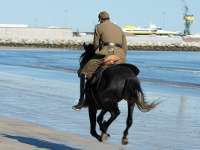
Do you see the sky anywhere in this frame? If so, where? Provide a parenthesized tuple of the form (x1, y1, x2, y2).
(0, 0, 199, 33)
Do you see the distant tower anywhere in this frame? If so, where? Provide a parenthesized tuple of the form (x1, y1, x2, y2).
(183, 5, 194, 35)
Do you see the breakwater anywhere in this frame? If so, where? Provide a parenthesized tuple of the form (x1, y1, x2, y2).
(1, 35, 200, 51)
(0, 27, 200, 51)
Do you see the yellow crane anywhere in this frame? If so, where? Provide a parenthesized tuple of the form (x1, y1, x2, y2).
(181, 0, 194, 35)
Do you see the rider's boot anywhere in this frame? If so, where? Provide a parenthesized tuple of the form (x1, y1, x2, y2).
(72, 74, 87, 111)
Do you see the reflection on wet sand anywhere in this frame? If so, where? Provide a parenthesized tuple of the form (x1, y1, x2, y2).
(177, 96, 187, 120)
(0, 50, 200, 149)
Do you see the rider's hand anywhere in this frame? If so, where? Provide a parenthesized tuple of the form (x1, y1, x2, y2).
(103, 55, 120, 65)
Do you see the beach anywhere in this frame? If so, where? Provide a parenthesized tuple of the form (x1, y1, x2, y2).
(0, 49, 200, 150)
(0, 117, 121, 150)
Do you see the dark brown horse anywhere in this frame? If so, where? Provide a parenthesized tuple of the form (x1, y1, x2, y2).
(81, 43, 158, 145)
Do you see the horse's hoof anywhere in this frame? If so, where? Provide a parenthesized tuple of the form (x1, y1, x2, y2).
(91, 131, 101, 141)
(101, 132, 109, 142)
(122, 137, 128, 145)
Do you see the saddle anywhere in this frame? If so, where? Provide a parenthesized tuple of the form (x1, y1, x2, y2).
(90, 63, 140, 86)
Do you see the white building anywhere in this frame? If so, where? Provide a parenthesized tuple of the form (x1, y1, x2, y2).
(0, 24, 73, 42)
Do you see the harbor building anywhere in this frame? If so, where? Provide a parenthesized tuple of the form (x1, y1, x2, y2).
(0, 24, 73, 42)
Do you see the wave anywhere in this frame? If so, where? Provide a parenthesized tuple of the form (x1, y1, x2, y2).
(141, 64, 200, 73)
(141, 77, 200, 89)
(1, 63, 200, 89)
(0, 63, 78, 73)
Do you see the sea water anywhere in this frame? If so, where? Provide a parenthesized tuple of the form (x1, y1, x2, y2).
(0, 49, 199, 150)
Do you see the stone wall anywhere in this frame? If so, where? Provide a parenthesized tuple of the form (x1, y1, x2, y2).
(0, 27, 200, 51)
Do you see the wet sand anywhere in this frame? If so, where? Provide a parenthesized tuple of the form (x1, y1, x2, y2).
(0, 50, 200, 150)
(0, 117, 121, 150)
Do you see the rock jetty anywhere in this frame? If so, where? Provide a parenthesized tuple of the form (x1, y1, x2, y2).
(1, 34, 200, 51)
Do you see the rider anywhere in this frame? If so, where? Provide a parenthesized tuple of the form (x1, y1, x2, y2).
(72, 11, 127, 111)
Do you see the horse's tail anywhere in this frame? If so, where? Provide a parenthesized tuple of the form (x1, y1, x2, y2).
(123, 77, 158, 112)
(135, 86, 158, 112)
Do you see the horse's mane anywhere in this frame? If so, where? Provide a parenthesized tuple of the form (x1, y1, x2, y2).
(80, 43, 95, 69)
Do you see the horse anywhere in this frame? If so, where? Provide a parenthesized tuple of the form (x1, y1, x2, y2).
(80, 43, 158, 145)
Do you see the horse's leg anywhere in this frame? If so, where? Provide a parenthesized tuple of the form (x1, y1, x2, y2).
(100, 104, 120, 141)
(97, 110, 110, 137)
(97, 110, 106, 129)
(88, 106, 101, 141)
(122, 102, 135, 145)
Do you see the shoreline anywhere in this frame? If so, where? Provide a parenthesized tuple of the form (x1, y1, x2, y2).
(0, 116, 121, 150)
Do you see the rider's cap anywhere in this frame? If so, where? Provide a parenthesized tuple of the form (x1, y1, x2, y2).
(98, 11, 110, 20)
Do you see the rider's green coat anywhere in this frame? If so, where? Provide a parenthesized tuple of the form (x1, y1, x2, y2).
(79, 20, 127, 79)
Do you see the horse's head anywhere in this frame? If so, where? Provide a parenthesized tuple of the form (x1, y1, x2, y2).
(83, 43, 95, 52)
(80, 43, 95, 68)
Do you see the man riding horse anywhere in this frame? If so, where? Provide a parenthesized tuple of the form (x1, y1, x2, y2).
(72, 11, 127, 111)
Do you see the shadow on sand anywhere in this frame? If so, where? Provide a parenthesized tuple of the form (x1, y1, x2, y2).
(2, 134, 80, 150)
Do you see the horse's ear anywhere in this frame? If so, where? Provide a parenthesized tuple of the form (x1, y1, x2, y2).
(83, 42, 88, 51)
(88, 43, 94, 50)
